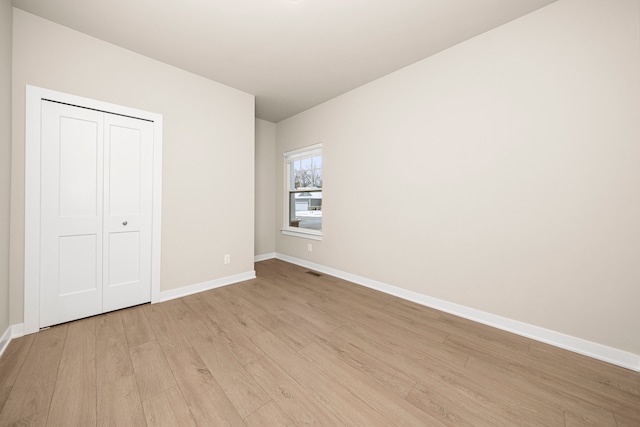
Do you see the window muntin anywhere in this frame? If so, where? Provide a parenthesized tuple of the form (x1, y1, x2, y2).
(283, 144, 322, 237)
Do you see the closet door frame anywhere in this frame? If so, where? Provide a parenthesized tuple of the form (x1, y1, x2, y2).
(24, 85, 163, 335)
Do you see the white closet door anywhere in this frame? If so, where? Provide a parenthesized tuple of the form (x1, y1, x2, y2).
(40, 101, 154, 328)
(102, 114, 153, 312)
(40, 101, 104, 327)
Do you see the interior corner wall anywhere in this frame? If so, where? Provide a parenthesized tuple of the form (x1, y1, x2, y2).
(275, 0, 640, 355)
(0, 0, 12, 335)
(10, 9, 255, 325)
(255, 119, 277, 257)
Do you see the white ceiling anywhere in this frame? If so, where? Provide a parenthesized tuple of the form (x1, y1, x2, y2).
(12, 0, 557, 122)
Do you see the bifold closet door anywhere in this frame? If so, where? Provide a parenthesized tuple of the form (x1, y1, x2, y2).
(40, 100, 153, 328)
(40, 101, 104, 327)
(102, 113, 153, 312)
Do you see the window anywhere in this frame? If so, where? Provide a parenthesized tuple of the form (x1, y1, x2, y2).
(282, 144, 322, 240)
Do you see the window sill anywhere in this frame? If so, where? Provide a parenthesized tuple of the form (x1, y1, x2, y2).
(281, 227, 323, 241)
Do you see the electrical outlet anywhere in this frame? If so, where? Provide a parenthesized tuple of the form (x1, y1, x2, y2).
(307, 243, 312, 252)
(224, 254, 231, 264)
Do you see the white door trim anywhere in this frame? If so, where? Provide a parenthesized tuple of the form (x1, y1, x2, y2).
(24, 85, 163, 335)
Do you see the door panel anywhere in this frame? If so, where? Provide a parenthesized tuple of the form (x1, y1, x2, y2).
(107, 231, 140, 287)
(58, 234, 98, 296)
(40, 101, 104, 327)
(109, 126, 141, 215)
(103, 114, 153, 312)
(58, 116, 99, 218)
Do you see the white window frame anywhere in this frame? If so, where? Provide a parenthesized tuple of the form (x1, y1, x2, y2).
(281, 143, 323, 240)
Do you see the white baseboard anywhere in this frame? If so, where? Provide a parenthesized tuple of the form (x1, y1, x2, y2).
(0, 323, 23, 357)
(273, 253, 640, 372)
(159, 270, 256, 303)
(254, 252, 276, 262)
(12, 323, 24, 338)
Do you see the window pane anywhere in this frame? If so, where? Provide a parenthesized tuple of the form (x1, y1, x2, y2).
(313, 169, 322, 188)
(293, 167, 303, 189)
(290, 160, 300, 189)
(312, 155, 322, 169)
(289, 164, 296, 190)
(297, 169, 312, 188)
(289, 191, 322, 230)
(301, 157, 312, 171)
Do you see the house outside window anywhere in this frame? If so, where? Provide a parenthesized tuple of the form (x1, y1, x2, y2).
(282, 143, 322, 240)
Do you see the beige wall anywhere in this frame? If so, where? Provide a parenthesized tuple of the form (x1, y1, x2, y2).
(0, 0, 12, 335)
(255, 119, 277, 256)
(10, 10, 255, 324)
(276, 0, 640, 355)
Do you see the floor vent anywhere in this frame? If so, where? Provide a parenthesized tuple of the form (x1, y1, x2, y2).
(306, 271, 322, 277)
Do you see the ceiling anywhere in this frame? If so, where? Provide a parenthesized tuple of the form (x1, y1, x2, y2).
(12, 0, 557, 122)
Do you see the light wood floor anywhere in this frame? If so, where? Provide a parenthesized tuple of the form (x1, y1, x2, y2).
(0, 259, 638, 426)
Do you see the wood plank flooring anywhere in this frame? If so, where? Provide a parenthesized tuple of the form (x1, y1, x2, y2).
(0, 259, 638, 426)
